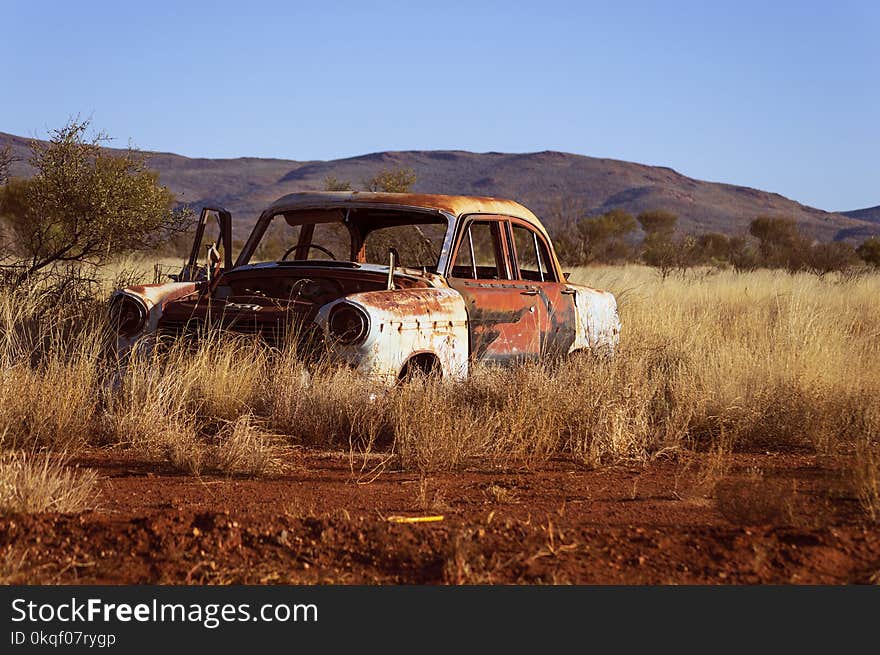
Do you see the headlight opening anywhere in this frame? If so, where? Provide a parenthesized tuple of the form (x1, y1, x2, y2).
(328, 303, 370, 345)
(110, 296, 147, 337)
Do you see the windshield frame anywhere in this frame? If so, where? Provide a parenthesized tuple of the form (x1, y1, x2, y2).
(234, 204, 456, 274)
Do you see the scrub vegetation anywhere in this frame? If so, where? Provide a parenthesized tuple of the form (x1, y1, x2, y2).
(0, 264, 877, 521)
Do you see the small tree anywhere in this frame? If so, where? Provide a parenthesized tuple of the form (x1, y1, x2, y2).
(569, 208, 637, 264)
(363, 167, 417, 193)
(546, 196, 587, 263)
(748, 215, 807, 269)
(638, 210, 688, 278)
(0, 145, 13, 185)
(728, 236, 760, 272)
(643, 233, 698, 279)
(806, 241, 858, 276)
(749, 215, 799, 246)
(636, 209, 678, 238)
(323, 175, 352, 191)
(856, 237, 880, 268)
(694, 232, 732, 265)
(0, 119, 189, 286)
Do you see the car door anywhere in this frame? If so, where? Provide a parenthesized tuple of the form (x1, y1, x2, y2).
(162, 206, 236, 335)
(179, 207, 234, 282)
(507, 218, 578, 360)
(446, 216, 543, 364)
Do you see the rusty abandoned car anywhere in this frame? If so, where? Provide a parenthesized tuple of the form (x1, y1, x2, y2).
(110, 192, 620, 381)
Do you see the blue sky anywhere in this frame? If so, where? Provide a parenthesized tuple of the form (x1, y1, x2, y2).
(2, 1, 877, 210)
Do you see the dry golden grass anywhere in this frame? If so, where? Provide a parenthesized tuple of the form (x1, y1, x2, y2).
(572, 266, 880, 455)
(211, 414, 285, 477)
(0, 289, 104, 451)
(107, 340, 286, 478)
(0, 451, 98, 515)
(0, 264, 878, 516)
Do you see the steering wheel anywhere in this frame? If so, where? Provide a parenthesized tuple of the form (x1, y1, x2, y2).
(280, 243, 337, 261)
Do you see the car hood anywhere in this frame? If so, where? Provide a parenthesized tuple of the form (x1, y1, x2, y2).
(230, 261, 444, 286)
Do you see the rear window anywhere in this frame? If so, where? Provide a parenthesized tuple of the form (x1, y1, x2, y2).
(511, 224, 555, 282)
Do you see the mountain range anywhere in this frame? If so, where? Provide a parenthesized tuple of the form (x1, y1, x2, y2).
(2, 130, 877, 242)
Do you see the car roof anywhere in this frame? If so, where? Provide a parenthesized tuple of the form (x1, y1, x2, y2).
(263, 191, 542, 224)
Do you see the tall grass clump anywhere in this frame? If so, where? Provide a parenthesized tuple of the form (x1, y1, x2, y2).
(0, 451, 98, 514)
(390, 378, 488, 472)
(106, 335, 285, 476)
(267, 350, 390, 450)
(0, 281, 106, 451)
(386, 351, 692, 472)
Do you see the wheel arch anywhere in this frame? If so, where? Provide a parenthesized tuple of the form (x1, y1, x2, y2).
(397, 350, 443, 380)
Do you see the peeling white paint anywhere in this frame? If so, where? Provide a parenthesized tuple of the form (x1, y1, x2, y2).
(570, 285, 621, 356)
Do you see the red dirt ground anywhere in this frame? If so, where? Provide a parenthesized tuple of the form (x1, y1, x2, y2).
(2, 450, 878, 584)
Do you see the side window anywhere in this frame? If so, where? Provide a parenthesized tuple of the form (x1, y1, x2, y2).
(450, 221, 507, 280)
(511, 224, 556, 282)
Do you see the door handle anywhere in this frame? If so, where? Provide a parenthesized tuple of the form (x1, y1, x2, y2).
(520, 289, 539, 296)
(561, 288, 577, 295)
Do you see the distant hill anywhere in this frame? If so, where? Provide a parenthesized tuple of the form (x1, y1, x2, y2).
(841, 205, 880, 224)
(2, 131, 877, 242)
(833, 205, 880, 241)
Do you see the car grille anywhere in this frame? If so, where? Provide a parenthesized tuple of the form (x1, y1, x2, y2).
(157, 316, 324, 353)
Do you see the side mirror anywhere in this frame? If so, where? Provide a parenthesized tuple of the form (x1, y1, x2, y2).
(563, 271, 571, 282)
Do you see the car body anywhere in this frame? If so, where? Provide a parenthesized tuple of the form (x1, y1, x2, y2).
(110, 192, 620, 382)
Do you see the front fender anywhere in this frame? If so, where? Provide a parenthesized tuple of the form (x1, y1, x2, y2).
(110, 282, 200, 355)
(316, 287, 469, 382)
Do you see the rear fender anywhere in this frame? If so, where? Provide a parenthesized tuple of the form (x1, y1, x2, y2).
(569, 285, 620, 356)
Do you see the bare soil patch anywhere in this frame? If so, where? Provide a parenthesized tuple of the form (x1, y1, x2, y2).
(2, 450, 877, 584)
